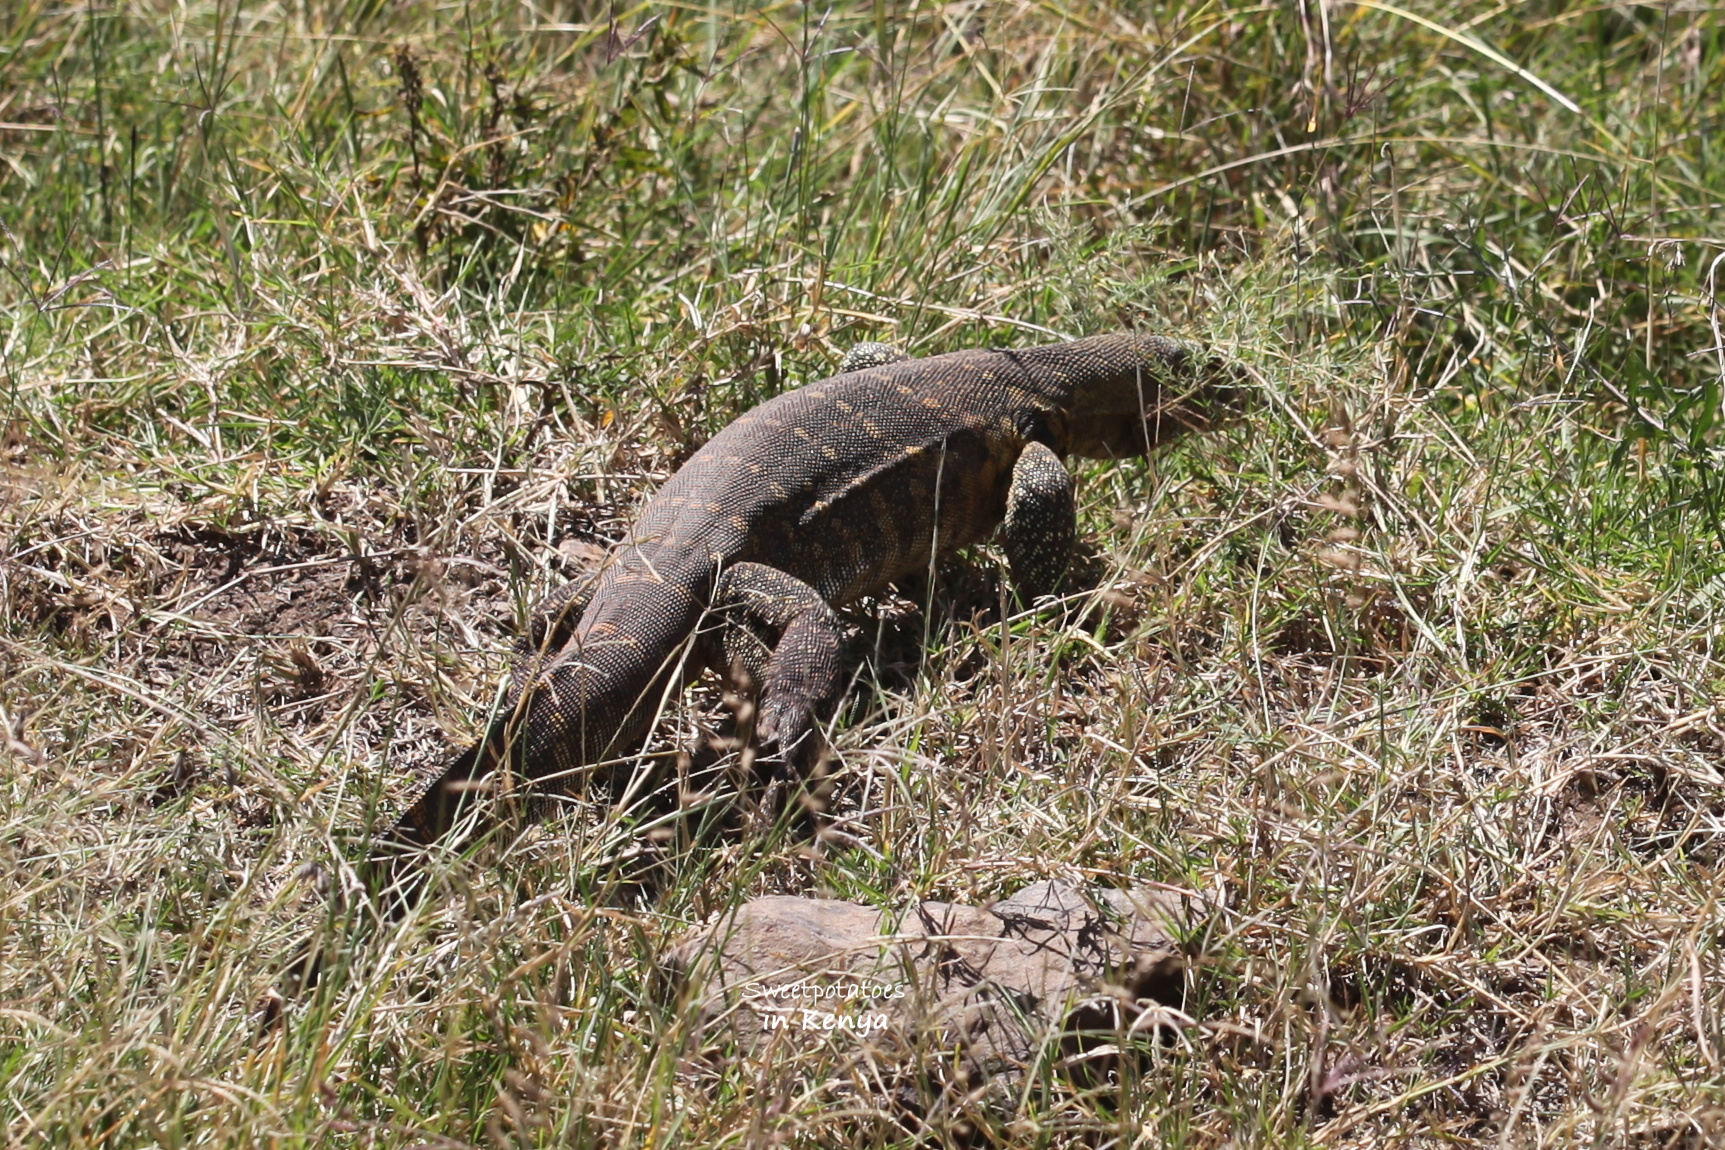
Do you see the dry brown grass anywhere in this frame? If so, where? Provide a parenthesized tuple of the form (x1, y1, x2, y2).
(2, 0, 1723, 1145)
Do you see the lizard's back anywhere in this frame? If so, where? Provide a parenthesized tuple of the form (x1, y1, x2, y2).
(604, 344, 1047, 610)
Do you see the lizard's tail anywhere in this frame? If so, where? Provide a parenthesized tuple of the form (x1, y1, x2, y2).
(277, 729, 513, 996)
(363, 730, 503, 917)
(369, 600, 697, 911)
(272, 735, 499, 997)
(392, 738, 493, 848)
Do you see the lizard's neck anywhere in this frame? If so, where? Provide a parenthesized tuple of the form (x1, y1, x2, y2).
(1003, 333, 1195, 406)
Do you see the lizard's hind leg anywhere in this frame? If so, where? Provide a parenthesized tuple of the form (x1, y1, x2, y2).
(708, 562, 846, 793)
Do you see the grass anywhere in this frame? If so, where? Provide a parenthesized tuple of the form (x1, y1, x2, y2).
(1, 0, 1723, 1144)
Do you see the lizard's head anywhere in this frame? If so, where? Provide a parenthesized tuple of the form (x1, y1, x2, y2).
(1062, 334, 1244, 458)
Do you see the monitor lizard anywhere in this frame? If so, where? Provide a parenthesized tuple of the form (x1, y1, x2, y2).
(382, 331, 1234, 881)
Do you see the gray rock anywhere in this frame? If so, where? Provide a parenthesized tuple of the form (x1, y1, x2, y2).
(664, 879, 1196, 1103)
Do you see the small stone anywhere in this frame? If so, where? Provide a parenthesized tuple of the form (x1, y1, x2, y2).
(662, 879, 1198, 1113)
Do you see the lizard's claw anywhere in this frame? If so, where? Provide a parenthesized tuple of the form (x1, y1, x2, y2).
(752, 692, 836, 825)
(755, 692, 831, 783)
(754, 692, 812, 758)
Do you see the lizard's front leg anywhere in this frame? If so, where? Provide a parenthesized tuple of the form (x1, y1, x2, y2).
(1002, 441, 1077, 603)
(838, 341, 909, 372)
(707, 561, 845, 781)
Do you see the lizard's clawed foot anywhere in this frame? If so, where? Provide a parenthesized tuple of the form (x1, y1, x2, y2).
(748, 693, 836, 821)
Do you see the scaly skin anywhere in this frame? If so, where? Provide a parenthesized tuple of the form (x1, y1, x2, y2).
(386, 332, 1230, 868)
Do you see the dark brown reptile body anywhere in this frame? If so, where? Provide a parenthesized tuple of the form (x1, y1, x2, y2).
(389, 333, 1224, 858)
